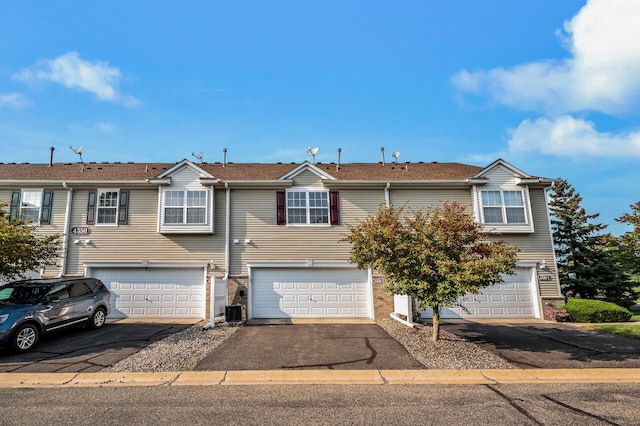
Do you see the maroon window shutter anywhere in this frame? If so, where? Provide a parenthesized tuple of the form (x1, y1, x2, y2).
(329, 191, 340, 225)
(276, 191, 286, 225)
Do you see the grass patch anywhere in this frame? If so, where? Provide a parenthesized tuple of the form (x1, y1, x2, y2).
(584, 324, 640, 340)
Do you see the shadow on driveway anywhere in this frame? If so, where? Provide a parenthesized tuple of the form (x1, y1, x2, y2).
(195, 323, 425, 371)
(0, 321, 193, 373)
(442, 320, 640, 369)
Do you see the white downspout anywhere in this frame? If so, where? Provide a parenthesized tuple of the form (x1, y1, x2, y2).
(385, 182, 391, 207)
(224, 181, 230, 280)
(56, 182, 73, 277)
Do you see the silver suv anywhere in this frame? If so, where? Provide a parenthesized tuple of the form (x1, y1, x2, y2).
(0, 277, 112, 352)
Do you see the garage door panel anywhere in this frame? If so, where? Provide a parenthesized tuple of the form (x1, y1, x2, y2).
(252, 268, 369, 318)
(420, 268, 536, 319)
(93, 267, 205, 319)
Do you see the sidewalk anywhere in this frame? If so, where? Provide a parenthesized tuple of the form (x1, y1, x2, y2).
(2, 368, 640, 388)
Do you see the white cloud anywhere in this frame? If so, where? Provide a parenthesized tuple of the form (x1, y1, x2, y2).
(13, 52, 139, 105)
(0, 92, 31, 108)
(451, 0, 640, 115)
(508, 116, 640, 158)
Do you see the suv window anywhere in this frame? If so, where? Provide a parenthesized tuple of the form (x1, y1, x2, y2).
(47, 284, 70, 301)
(69, 282, 92, 297)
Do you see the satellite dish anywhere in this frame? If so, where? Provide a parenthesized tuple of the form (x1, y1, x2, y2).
(307, 147, 319, 163)
(392, 150, 400, 163)
(69, 145, 84, 163)
(192, 151, 204, 163)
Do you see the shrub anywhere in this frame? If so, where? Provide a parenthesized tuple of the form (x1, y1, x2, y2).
(562, 298, 632, 323)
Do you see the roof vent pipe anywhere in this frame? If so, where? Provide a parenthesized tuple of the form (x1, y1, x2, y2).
(381, 147, 385, 166)
(49, 146, 55, 167)
(223, 147, 227, 167)
(336, 148, 341, 171)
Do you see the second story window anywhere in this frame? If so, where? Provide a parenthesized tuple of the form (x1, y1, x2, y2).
(97, 190, 119, 224)
(87, 189, 129, 226)
(9, 189, 53, 225)
(163, 190, 207, 224)
(277, 189, 340, 226)
(481, 190, 526, 224)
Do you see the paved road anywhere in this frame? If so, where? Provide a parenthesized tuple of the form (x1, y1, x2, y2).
(1, 383, 638, 425)
(442, 320, 640, 369)
(0, 320, 192, 373)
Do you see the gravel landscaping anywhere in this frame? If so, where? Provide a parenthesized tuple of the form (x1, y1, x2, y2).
(378, 317, 513, 370)
(103, 318, 512, 372)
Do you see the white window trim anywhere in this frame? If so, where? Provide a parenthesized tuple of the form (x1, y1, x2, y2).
(473, 186, 534, 233)
(158, 186, 214, 234)
(20, 189, 44, 225)
(95, 189, 120, 227)
(162, 189, 208, 225)
(285, 187, 331, 227)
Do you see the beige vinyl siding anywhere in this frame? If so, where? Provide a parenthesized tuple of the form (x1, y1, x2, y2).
(229, 187, 384, 275)
(390, 188, 473, 210)
(291, 170, 324, 187)
(64, 188, 225, 276)
(492, 187, 561, 298)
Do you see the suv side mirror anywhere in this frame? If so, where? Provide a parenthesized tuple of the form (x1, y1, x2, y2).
(47, 296, 60, 303)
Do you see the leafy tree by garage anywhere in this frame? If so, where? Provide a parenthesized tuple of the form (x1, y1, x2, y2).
(343, 201, 519, 341)
(0, 202, 61, 281)
(549, 179, 637, 308)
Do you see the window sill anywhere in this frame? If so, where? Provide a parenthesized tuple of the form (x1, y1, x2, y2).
(482, 223, 534, 234)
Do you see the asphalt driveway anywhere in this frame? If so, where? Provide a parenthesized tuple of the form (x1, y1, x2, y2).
(195, 322, 425, 370)
(442, 319, 640, 369)
(0, 319, 194, 373)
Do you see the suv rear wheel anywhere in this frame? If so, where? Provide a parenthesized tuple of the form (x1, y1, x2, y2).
(11, 323, 40, 353)
(88, 307, 107, 329)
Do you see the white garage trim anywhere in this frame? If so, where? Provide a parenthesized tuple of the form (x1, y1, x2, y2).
(247, 262, 373, 320)
(85, 262, 207, 319)
(418, 266, 541, 319)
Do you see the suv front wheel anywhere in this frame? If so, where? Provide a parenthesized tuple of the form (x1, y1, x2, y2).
(11, 323, 40, 353)
(88, 307, 107, 330)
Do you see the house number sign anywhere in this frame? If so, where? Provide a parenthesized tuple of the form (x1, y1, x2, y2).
(71, 227, 91, 235)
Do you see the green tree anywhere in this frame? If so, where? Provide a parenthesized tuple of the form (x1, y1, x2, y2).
(343, 201, 518, 341)
(0, 202, 61, 281)
(550, 179, 636, 307)
(616, 201, 640, 276)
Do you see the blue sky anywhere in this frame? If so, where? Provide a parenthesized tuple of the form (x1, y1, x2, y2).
(1, 1, 639, 234)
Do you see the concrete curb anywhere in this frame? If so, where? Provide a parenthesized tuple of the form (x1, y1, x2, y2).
(2, 368, 640, 388)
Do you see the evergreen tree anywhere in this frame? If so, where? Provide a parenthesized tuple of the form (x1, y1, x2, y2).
(550, 179, 635, 307)
(616, 201, 640, 276)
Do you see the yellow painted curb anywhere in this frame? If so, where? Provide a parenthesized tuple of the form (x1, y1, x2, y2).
(172, 371, 227, 386)
(381, 369, 494, 385)
(223, 369, 384, 385)
(1, 369, 640, 387)
(0, 373, 77, 388)
(64, 372, 179, 387)
(526, 368, 640, 384)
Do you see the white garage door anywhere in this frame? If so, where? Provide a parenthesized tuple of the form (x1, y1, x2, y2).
(251, 268, 369, 318)
(91, 267, 206, 319)
(420, 268, 536, 319)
